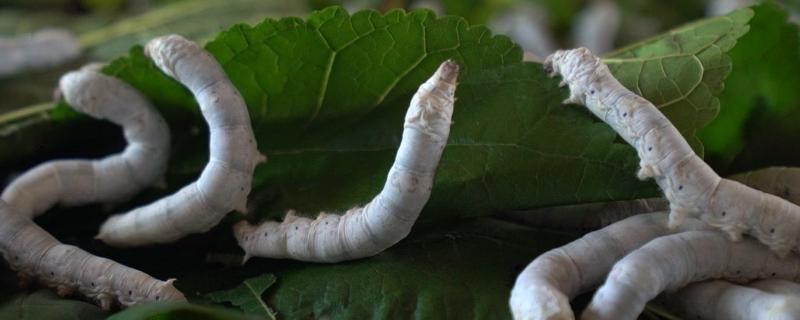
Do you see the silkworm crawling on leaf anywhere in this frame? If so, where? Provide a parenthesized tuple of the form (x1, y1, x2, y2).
(2, 66, 170, 219)
(509, 212, 708, 320)
(0, 65, 182, 309)
(582, 230, 800, 320)
(234, 60, 458, 263)
(97, 35, 265, 247)
(0, 29, 81, 77)
(544, 48, 800, 256)
(0, 201, 184, 310)
(660, 280, 800, 320)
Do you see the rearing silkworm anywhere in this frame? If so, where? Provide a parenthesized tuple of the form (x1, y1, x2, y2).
(0, 66, 183, 309)
(582, 230, 800, 320)
(544, 48, 800, 256)
(96, 35, 265, 247)
(509, 212, 709, 320)
(234, 60, 458, 263)
(2, 66, 170, 219)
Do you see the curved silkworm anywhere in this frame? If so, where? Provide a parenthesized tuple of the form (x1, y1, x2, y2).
(544, 48, 800, 256)
(509, 212, 708, 320)
(0, 66, 182, 309)
(0, 201, 185, 310)
(97, 35, 265, 247)
(582, 230, 800, 320)
(661, 280, 800, 320)
(0, 29, 81, 77)
(572, 0, 621, 55)
(2, 66, 170, 219)
(233, 60, 458, 263)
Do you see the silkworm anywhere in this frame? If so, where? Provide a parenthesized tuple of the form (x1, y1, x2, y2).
(97, 35, 265, 247)
(572, 0, 621, 54)
(509, 212, 708, 320)
(0, 201, 185, 310)
(544, 48, 800, 256)
(0, 28, 81, 77)
(1, 66, 170, 219)
(661, 280, 800, 320)
(233, 60, 458, 263)
(0, 65, 183, 309)
(582, 230, 800, 320)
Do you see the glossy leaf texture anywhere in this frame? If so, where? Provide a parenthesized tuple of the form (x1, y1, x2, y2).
(83, 6, 751, 222)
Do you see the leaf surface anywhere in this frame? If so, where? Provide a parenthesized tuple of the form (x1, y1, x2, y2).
(207, 274, 277, 319)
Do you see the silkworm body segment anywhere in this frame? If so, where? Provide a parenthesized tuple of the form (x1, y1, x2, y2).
(97, 35, 265, 246)
(544, 48, 800, 255)
(234, 60, 459, 263)
(2, 67, 170, 219)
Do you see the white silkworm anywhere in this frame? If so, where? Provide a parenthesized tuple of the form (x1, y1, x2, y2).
(0, 29, 81, 77)
(97, 35, 265, 247)
(509, 212, 708, 320)
(572, 0, 621, 55)
(0, 65, 182, 309)
(0, 201, 185, 310)
(545, 48, 800, 256)
(234, 60, 458, 263)
(582, 230, 800, 320)
(661, 280, 800, 320)
(2, 66, 170, 219)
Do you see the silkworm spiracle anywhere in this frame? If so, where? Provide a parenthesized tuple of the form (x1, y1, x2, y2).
(2, 66, 170, 219)
(97, 35, 266, 247)
(234, 60, 459, 263)
(545, 48, 800, 256)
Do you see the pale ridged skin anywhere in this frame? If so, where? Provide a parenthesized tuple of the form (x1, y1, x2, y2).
(663, 280, 800, 320)
(2, 67, 170, 218)
(0, 66, 183, 309)
(583, 231, 800, 320)
(0, 29, 80, 77)
(509, 212, 708, 320)
(544, 48, 800, 256)
(97, 35, 265, 247)
(0, 201, 184, 310)
(234, 60, 458, 263)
